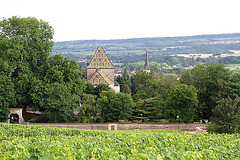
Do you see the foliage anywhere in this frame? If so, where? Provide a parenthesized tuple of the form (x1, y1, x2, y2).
(1, 123, 240, 159)
(131, 70, 180, 122)
(29, 54, 86, 122)
(133, 69, 179, 100)
(0, 16, 54, 110)
(181, 63, 233, 120)
(115, 67, 131, 93)
(229, 72, 240, 99)
(0, 16, 54, 68)
(0, 75, 15, 122)
(165, 84, 198, 123)
(84, 82, 95, 95)
(133, 69, 157, 99)
(132, 93, 141, 103)
(133, 95, 164, 122)
(156, 74, 180, 100)
(207, 97, 240, 134)
(97, 90, 133, 122)
(123, 85, 131, 95)
(94, 83, 112, 98)
(38, 83, 75, 123)
(78, 93, 98, 123)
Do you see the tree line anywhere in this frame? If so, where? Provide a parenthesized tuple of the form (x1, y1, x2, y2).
(0, 17, 239, 133)
(115, 64, 240, 133)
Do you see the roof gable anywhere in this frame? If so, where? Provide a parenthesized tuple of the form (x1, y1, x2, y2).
(88, 70, 113, 85)
(87, 47, 114, 69)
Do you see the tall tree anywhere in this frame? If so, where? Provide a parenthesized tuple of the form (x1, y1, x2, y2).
(84, 82, 95, 95)
(165, 84, 198, 123)
(0, 16, 54, 73)
(78, 93, 98, 123)
(133, 69, 156, 99)
(133, 95, 164, 122)
(207, 97, 240, 134)
(123, 85, 131, 95)
(97, 90, 133, 122)
(94, 83, 112, 98)
(0, 16, 54, 109)
(133, 69, 179, 99)
(115, 67, 131, 93)
(31, 54, 86, 121)
(181, 63, 232, 120)
(38, 82, 74, 123)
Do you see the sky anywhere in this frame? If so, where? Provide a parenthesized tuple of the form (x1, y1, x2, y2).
(1, 0, 240, 42)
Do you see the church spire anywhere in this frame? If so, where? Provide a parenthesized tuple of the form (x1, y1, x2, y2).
(144, 49, 150, 70)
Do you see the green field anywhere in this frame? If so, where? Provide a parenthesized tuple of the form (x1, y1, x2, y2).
(0, 123, 239, 159)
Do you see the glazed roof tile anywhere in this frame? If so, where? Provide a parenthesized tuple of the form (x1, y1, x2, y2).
(88, 70, 113, 85)
(87, 47, 114, 69)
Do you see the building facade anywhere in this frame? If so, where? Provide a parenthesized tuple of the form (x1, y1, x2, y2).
(87, 47, 120, 92)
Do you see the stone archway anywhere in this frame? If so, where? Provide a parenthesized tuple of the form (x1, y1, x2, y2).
(10, 114, 19, 123)
(7, 108, 24, 124)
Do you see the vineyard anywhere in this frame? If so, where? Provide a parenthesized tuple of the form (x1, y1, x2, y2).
(0, 123, 239, 159)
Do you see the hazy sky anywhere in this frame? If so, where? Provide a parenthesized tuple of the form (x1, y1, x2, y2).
(1, 0, 239, 42)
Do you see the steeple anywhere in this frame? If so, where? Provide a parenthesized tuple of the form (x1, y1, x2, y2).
(144, 49, 150, 71)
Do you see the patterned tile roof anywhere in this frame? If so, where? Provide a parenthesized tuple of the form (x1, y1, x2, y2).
(88, 70, 113, 85)
(87, 47, 114, 69)
(98, 70, 113, 85)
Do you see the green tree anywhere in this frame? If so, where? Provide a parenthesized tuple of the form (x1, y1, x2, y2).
(84, 82, 95, 95)
(78, 93, 98, 123)
(0, 16, 53, 74)
(115, 67, 131, 93)
(133, 69, 156, 99)
(133, 69, 179, 100)
(94, 83, 112, 98)
(123, 85, 131, 95)
(30, 55, 86, 121)
(0, 16, 54, 109)
(165, 84, 198, 123)
(156, 74, 180, 100)
(181, 63, 232, 120)
(207, 97, 240, 134)
(133, 95, 164, 122)
(39, 83, 74, 123)
(132, 93, 141, 103)
(97, 90, 133, 122)
(229, 72, 240, 99)
(0, 75, 15, 122)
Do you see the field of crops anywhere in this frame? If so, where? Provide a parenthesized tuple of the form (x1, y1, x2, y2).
(0, 123, 239, 159)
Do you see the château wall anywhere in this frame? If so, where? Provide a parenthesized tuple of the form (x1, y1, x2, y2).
(27, 123, 206, 131)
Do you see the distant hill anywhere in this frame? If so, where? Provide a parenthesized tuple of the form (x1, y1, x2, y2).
(52, 33, 240, 63)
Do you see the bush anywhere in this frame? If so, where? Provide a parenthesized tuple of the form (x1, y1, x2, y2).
(207, 97, 240, 134)
(28, 118, 38, 123)
(207, 122, 239, 134)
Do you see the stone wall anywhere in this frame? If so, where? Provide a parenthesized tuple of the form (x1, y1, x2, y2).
(27, 122, 206, 131)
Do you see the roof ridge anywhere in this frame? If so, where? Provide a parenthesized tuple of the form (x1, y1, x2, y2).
(98, 70, 113, 85)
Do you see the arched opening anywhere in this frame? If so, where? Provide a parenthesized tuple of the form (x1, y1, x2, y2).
(10, 114, 19, 124)
(8, 108, 24, 124)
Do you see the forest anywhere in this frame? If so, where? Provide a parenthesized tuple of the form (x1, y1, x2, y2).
(0, 16, 240, 134)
